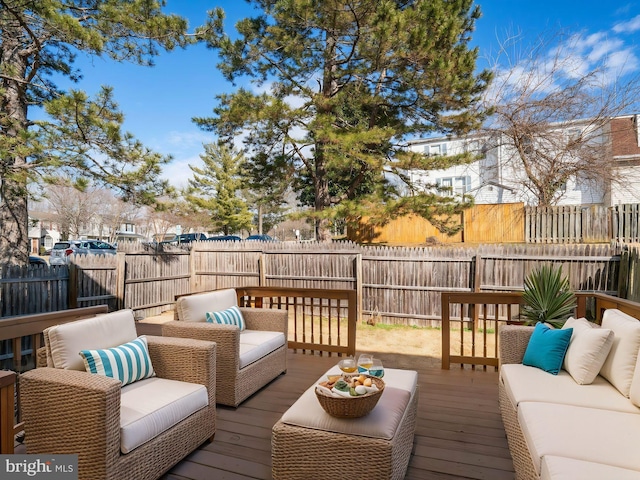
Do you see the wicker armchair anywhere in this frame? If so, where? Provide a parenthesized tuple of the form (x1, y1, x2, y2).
(20, 309, 216, 480)
(163, 289, 287, 407)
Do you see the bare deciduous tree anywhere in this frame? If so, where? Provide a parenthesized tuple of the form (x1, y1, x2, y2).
(482, 32, 640, 206)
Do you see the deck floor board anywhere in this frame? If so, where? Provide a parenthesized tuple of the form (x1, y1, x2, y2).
(164, 350, 514, 480)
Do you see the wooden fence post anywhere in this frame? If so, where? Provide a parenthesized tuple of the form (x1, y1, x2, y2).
(259, 253, 266, 286)
(189, 246, 197, 293)
(0, 370, 16, 454)
(355, 253, 363, 323)
(618, 247, 630, 299)
(115, 252, 126, 310)
(68, 264, 78, 309)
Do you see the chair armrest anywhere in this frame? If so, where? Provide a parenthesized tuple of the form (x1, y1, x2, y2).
(240, 307, 288, 334)
(20, 368, 121, 470)
(499, 325, 535, 365)
(162, 321, 239, 374)
(146, 335, 216, 405)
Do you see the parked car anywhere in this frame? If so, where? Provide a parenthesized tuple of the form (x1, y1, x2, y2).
(160, 233, 208, 245)
(77, 240, 117, 256)
(206, 235, 242, 242)
(245, 234, 276, 242)
(49, 240, 116, 265)
(29, 256, 48, 266)
(49, 241, 81, 265)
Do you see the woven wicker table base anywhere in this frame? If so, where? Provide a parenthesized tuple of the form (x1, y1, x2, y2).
(272, 368, 418, 480)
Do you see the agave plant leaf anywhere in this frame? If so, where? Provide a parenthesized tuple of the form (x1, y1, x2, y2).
(522, 265, 576, 327)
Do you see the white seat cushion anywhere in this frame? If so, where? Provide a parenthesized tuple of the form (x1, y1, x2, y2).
(281, 368, 417, 440)
(177, 289, 238, 323)
(561, 317, 614, 385)
(120, 377, 208, 454)
(600, 309, 640, 397)
(519, 401, 640, 474)
(501, 364, 640, 414)
(44, 309, 138, 370)
(238, 330, 286, 369)
(541, 455, 640, 480)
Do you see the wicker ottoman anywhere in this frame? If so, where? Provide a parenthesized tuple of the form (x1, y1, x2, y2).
(272, 367, 418, 480)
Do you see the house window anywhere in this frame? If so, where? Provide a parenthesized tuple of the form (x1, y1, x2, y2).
(436, 176, 471, 196)
(424, 143, 448, 156)
(566, 128, 582, 145)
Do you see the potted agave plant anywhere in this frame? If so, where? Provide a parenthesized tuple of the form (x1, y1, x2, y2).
(521, 264, 576, 328)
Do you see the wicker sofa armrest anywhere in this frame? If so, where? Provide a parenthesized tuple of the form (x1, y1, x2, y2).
(146, 335, 216, 405)
(499, 325, 535, 365)
(240, 307, 288, 333)
(20, 368, 122, 472)
(163, 320, 239, 373)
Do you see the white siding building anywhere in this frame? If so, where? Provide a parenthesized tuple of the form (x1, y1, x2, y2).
(406, 115, 640, 207)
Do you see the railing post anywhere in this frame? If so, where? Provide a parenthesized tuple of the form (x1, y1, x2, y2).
(0, 370, 16, 454)
(116, 252, 127, 310)
(355, 253, 363, 323)
(68, 263, 78, 309)
(441, 293, 451, 370)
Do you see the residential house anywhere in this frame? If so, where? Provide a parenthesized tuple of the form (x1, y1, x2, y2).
(406, 114, 640, 207)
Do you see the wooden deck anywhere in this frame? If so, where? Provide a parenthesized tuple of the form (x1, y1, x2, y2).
(164, 350, 514, 480)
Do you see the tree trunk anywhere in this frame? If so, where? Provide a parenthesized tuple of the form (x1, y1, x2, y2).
(0, 25, 30, 265)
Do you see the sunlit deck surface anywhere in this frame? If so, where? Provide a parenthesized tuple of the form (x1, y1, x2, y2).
(163, 350, 514, 480)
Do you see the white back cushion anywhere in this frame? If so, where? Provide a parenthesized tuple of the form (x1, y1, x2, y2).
(600, 309, 640, 397)
(44, 309, 138, 370)
(176, 289, 238, 322)
(562, 317, 614, 385)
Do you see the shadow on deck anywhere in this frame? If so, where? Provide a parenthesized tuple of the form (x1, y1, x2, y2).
(164, 350, 514, 480)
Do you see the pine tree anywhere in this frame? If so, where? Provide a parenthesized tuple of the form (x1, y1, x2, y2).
(0, 0, 191, 264)
(186, 143, 254, 235)
(195, 0, 491, 240)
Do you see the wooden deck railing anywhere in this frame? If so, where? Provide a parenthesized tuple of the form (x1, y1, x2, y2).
(236, 287, 357, 357)
(441, 291, 640, 370)
(0, 305, 109, 454)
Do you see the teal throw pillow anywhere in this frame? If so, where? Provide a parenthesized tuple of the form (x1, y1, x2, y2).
(79, 336, 155, 386)
(522, 322, 573, 375)
(205, 305, 245, 331)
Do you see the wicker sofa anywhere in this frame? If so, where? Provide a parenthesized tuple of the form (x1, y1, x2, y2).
(20, 309, 216, 480)
(163, 288, 287, 407)
(499, 309, 640, 480)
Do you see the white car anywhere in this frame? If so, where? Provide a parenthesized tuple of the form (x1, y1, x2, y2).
(48, 241, 81, 265)
(49, 240, 116, 265)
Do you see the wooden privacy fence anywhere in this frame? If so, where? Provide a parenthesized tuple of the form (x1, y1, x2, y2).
(0, 242, 628, 326)
(525, 205, 610, 243)
(350, 203, 640, 245)
(348, 203, 525, 244)
(611, 204, 640, 243)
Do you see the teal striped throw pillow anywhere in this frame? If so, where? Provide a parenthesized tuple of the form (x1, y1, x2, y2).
(79, 336, 155, 386)
(205, 305, 245, 331)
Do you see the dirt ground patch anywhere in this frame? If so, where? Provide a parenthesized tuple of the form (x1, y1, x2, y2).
(355, 323, 444, 370)
(354, 322, 497, 371)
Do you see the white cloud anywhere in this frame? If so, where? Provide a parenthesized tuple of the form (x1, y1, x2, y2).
(613, 14, 640, 33)
(161, 154, 202, 190)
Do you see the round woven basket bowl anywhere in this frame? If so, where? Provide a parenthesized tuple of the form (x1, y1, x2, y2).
(315, 376, 385, 418)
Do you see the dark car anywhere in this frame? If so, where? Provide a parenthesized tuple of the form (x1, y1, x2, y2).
(206, 235, 242, 242)
(161, 233, 208, 245)
(245, 234, 276, 242)
(29, 256, 48, 266)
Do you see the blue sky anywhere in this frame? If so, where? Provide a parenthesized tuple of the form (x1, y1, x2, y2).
(56, 1, 640, 188)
